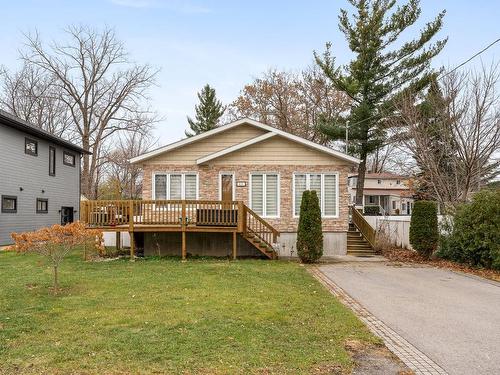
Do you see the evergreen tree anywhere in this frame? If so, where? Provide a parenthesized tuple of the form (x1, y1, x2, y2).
(186, 84, 225, 137)
(296, 190, 324, 263)
(413, 77, 456, 201)
(315, 0, 447, 205)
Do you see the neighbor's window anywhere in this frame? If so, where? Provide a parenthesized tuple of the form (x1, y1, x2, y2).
(392, 201, 396, 210)
(293, 173, 338, 217)
(36, 198, 48, 213)
(396, 179, 401, 185)
(1, 195, 17, 213)
(49, 146, 56, 176)
(25, 138, 38, 156)
(377, 179, 382, 184)
(250, 173, 279, 217)
(63, 151, 76, 167)
(154, 173, 198, 200)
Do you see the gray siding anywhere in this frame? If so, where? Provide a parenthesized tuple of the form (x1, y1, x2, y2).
(0, 125, 80, 245)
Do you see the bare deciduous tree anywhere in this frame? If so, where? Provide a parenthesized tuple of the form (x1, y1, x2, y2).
(99, 128, 156, 199)
(228, 66, 350, 144)
(393, 64, 500, 210)
(21, 26, 158, 198)
(0, 64, 74, 138)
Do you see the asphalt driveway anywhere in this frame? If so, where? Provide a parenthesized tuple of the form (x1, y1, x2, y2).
(318, 262, 500, 375)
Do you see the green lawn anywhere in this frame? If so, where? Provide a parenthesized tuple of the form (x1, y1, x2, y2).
(0, 251, 376, 374)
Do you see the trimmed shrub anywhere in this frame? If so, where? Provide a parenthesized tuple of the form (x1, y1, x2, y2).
(297, 190, 323, 263)
(409, 200, 438, 258)
(364, 205, 380, 215)
(437, 190, 500, 269)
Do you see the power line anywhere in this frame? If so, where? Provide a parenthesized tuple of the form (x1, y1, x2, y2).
(344, 37, 500, 131)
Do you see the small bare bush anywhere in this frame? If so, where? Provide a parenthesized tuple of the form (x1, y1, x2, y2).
(11, 222, 103, 293)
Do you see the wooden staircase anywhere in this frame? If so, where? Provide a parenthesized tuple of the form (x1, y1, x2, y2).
(241, 205, 279, 259)
(347, 223, 376, 257)
(348, 205, 377, 257)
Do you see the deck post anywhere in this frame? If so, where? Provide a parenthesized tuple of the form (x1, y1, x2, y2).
(232, 231, 237, 260)
(116, 231, 121, 251)
(129, 232, 135, 261)
(181, 201, 187, 260)
(129, 200, 135, 261)
(237, 201, 246, 234)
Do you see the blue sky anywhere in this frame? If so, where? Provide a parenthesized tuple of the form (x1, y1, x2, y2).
(1, 0, 499, 145)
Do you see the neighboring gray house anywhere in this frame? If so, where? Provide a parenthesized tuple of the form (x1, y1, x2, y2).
(0, 110, 89, 245)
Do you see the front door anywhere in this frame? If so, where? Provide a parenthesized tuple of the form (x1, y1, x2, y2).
(61, 206, 74, 225)
(221, 174, 234, 201)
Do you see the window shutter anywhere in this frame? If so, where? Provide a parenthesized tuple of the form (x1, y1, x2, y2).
(324, 174, 337, 216)
(185, 175, 197, 200)
(251, 174, 264, 215)
(169, 174, 182, 199)
(265, 174, 278, 216)
(154, 175, 167, 200)
(294, 174, 306, 216)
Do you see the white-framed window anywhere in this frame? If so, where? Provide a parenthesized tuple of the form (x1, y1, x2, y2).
(293, 173, 338, 218)
(153, 172, 198, 200)
(249, 173, 280, 218)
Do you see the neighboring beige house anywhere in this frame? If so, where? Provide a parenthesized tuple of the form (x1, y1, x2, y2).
(128, 118, 360, 257)
(348, 172, 414, 215)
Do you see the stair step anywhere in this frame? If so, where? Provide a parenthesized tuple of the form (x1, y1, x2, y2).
(348, 244, 370, 248)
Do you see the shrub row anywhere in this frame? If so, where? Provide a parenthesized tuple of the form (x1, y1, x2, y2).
(437, 190, 500, 270)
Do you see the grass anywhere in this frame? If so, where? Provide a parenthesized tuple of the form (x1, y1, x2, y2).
(0, 251, 377, 374)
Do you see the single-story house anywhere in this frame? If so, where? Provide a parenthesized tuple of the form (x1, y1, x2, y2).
(348, 172, 415, 215)
(124, 118, 360, 258)
(0, 110, 89, 245)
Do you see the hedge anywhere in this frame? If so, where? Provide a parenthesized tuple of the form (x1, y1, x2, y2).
(437, 190, 500, 270)
(409, 200, 438, 258)
(364, 205, 380, 215)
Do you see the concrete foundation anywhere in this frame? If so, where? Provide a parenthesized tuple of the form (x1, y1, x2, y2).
(141, 230, 347, 259)
(276, 232, 347, 258)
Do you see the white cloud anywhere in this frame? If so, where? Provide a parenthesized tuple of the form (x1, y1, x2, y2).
(109, 0, 211, 13)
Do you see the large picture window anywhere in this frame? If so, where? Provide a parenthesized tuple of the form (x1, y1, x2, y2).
(154, 173, 198, 200)
(250, 173, 279, 218)
(293, 173, 338, 217)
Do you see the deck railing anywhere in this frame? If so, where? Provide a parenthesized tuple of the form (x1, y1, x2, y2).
(350, 205, 376, 248)
(81, 200, 241, 228)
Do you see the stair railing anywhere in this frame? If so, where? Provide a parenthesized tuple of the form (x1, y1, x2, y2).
(350, 205, 377, 248)
(243, 205, 280, 251)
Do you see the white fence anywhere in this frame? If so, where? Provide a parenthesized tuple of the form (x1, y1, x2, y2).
(364, 215, 447, 250)
(365, 216, 413, 249)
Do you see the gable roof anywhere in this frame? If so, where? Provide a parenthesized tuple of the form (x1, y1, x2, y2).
(0, 110, 90, 154)
(130, 118, 360, 164)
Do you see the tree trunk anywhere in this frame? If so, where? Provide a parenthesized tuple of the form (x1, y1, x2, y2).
(53, 264, 59, 294)
(355, 149, 368, 206)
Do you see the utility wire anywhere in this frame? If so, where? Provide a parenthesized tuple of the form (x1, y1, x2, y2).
(343, 37, 500, 130)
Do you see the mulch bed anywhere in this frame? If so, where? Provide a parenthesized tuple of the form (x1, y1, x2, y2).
(383, 248, 500, 282)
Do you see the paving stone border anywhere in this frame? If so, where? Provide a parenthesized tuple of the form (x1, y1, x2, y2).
(310, 266, 448, 375)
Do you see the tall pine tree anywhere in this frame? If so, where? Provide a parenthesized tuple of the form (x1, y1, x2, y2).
(314, 0, 447, 205)
(186, 84, 225, 137)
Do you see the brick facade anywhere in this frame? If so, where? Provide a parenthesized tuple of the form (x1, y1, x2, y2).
(142, 163, 351, 233)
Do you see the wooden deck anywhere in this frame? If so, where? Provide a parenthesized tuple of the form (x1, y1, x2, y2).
(80, 200, 280, 259)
